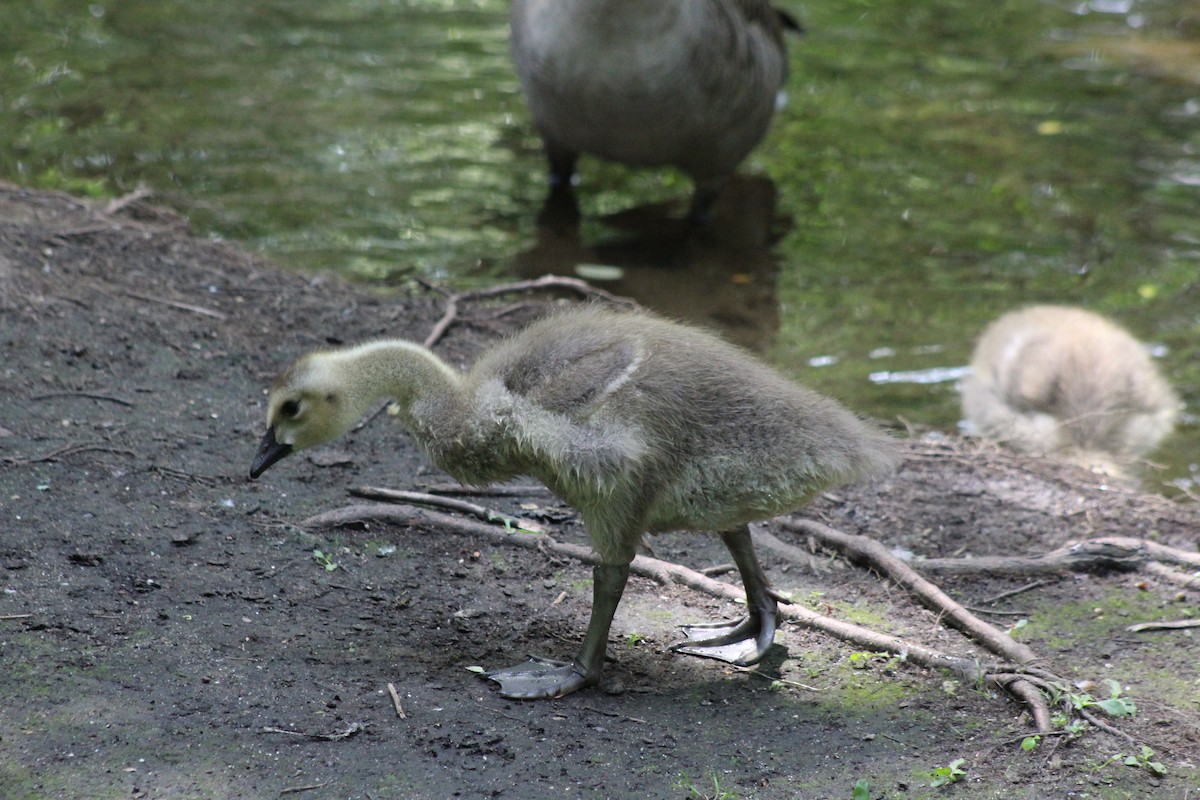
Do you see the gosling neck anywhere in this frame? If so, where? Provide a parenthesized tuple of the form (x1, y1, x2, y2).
(332, 340, 465, 417)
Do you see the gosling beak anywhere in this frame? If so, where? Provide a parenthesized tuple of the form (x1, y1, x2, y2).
(249, 426, 293, 479)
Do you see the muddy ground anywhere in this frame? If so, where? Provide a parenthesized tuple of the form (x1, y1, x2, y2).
(1, 182, 1198, 800)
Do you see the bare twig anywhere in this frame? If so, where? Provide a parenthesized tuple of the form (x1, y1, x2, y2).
(422, 275, 638, 347)
(1125, 619, 1200, 633)
(582, 705, 648, 725)
(730, 665, 824, 692)
(386, 682, 407, 719)
(773, 520, 1040, 666)
(0, 614, 33, 621)
(279, 782, 331, 795)
(103, 185, 154, 215)
(1143, 561, 1200, 591)
(261, 722, 367, 741)
(122, 289, 227, 320)
(978, 580, 1051, 606)
(423, 294, 459, 348)
(1, 443, 136, 466)
(31, 391, 135, 407)
(350, 487, 547, 534)
(302, 502, 1053, 728)
(420, 482, 551, 497)
(1076, 708, 1139, 744)
(912, 537, 1200, 575)
(962, 606, 1029, 617)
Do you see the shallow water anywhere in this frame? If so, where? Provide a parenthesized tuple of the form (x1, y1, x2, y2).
(2, 0, 1197, 487)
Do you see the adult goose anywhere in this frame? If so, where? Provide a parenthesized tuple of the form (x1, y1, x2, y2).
(510, 0, 797, 220)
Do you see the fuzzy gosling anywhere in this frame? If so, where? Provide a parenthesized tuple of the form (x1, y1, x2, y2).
(250, 307, 896, 699)
(962, 305, 1178, 473)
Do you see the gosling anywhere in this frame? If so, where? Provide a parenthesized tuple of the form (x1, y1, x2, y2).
(961, 305, 1178, 474)
(250, 307, 896, 699)
(510, 0, 796, 220)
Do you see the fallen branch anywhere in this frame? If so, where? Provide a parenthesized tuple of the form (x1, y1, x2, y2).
(910, 537, 1200, 575)
(772, 520, 1040, 667)
(420, 482, 551, 497)
(279, 782, 331, 796)
(350, 486, 547, 534)
(1142, 561, 1200, 591)
(583, 705, 648, 725)
(1125, 619, 1200, 633)
(1, 443, 136, 466)
(261, 722, 367, 741)
(1077, 708, 1138, 744)
(103, 185, 153, 216)
(122, 289, 227, 320)
(386, 682, 407, 719)
(420, 275, 638, 347)
(31, 391, 135, 408)
(978, 580, 1051, 606)
(303, 502, 1054, 730)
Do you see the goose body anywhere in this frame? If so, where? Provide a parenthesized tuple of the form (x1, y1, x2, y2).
(509, 0, 792, 216)
(961, 305, 1178, 471)
(251, 307, 896, 698)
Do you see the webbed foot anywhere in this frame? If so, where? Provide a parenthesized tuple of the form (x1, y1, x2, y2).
(484, 656, 596, 700)
(669, 612, 778, 666)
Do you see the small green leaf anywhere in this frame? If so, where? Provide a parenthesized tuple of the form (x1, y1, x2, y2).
(1096, 696, 1136, 717)
(465, 665, 486, 674)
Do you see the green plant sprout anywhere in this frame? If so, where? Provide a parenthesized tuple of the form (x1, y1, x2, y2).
(312, 549, 339, 571)
(929, 758, 967, 787)
(1122, 746, 1167, 776)
(1092, 745, 1167, 776)
(676, 770, 739, 800)
(848, 650, 904, 672)
(1071, 679, 1136, 718)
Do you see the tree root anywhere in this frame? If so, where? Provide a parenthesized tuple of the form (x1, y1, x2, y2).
(350, 486, 548, 534)
(770, 520, 1040, 666)
(303, 501, 1066, 731)
(906, 535, 1200, 576)
(301, 493, 1194, 740)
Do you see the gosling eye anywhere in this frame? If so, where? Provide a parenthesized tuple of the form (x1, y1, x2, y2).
(279, 399, 301, 419)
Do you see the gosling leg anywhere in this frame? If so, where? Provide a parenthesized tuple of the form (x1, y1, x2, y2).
(670, 525, 780, 665)
(485, 562, 630, 700)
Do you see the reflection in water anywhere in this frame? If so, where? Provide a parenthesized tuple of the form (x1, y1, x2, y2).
(510, 176, 786, 353)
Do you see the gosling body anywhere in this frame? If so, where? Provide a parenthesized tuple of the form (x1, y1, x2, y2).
(251, 307, 896, 698)
(510, 0, 792, 216)
(962, 305, 1178, 470)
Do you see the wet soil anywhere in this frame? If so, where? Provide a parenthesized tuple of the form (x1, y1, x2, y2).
(1, 182, 1198, 799)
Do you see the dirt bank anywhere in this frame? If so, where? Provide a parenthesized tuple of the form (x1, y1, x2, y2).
(1, 182, 1197, 799)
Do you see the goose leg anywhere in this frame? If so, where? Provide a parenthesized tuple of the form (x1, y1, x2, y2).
(687, 176, 729, 225)
(545, 141, 578, 190)
(486, 562, 630, 699)
(670, 525, 779, 665)
(535, 141, 582, 230)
